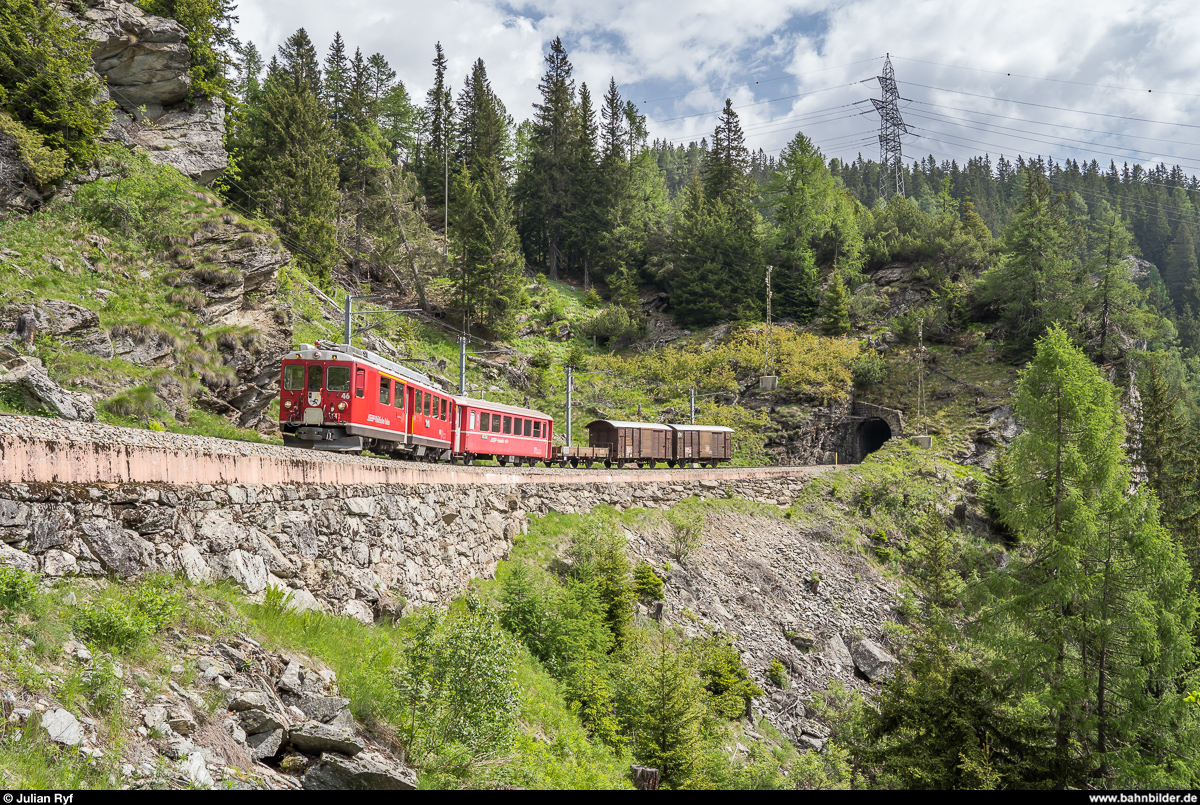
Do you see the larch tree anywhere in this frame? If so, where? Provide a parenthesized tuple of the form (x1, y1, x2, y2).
(983, 325, 1199, 788)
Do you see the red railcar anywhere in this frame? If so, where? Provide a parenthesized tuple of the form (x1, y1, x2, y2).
(279, 341, 554, 465)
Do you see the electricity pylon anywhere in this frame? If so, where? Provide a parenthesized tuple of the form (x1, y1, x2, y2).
(872, 54, 908, 200)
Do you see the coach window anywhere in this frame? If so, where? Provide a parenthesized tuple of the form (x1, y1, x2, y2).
(354, 368, 366, 398)
(423, 393, 431, 417)
(524, 419, 532, 437)
(533, 421, 541, 438)
(502, 416, 512, 435)
(380, 377, 391, 405)
(492, 414, 501, 433)
(307, 365, 323, 391)
(470, 411, 477, 430)
(480, 412, 489, 431)
(440, 398, 447, 421)
(395, 384, 404, 408)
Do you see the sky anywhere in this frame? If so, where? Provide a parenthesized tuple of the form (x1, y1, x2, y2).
(233, 0, 1200, 175)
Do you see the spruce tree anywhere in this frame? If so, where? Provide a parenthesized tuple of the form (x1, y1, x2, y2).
(455, 58, 509, 171)
(323, 32, 348, 125)
(518, 37, 576, 279)
(1085, 213, 1145, 362)
(421, 42, 454, 216)
(1163, 227, 1199, 312)
(984, 326, 1200, 787)
(821, 271, 851, 336)
(238, 34, 339, 280)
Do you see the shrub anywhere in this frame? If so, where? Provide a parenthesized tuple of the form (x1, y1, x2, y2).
(73, 150, 196, 245)
(395, 597, 519, 777)
(583, 288, 602, 308)
(893, 303, 950, 345)
(851, 352, 887, 387)
(632, 561, 663, 600)
(0, 113, 67, 185)
(666, 503, 704, 562)
(0, 566, 38, 610)
(581, 306, 646, 346)
(767, 658, 789, 689)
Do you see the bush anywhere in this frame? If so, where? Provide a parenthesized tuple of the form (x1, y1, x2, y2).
(583, 288, 602, 308)
(72, 150, 195, 245)
(100, 386, 170, 423)
(632, 561, 663, 600)
(767, 658, 789, 689)
(696, 634, 764, 718)
(581, 306, 646, 346)
(851, 352, 888, 387)
(0, 566, 38, 610)
(893, 303, 950, 345)
(666, 504, 704, 562)
(396, 596, 520, 777)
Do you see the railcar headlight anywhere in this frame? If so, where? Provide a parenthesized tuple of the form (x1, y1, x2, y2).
(283, 400, 293, 410)
(337, 401, 347, 411)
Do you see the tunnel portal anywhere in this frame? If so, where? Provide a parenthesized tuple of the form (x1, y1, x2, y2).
(858, 417, 893, 460)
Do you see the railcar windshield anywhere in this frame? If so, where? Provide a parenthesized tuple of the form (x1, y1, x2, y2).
(327, 366, 351, 392)
(284, 365, 305, 390)
(307, 365, 323, 392)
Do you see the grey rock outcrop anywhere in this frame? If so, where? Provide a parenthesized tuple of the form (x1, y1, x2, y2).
(301, 751, 418, 791)
(82, 0, 191, 108)
(73, 0, 228, 185)
(0, 349, 96, 422)
(287, 722, 363, 757)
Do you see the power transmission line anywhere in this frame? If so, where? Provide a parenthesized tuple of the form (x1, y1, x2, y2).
(639, 56, 884, 104)
(892, 54, 1200, 100)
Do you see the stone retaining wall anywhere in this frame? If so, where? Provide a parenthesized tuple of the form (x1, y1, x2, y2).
(0, 472, 822, 618)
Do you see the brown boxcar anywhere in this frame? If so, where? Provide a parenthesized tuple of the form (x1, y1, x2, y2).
(667, 424, 734, 467)
(585, 420, 672, 468)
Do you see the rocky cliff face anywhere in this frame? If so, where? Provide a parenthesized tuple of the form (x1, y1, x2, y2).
(78, 0, 228, 185)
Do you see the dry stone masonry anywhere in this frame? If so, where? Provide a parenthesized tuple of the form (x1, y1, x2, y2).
(0, 475, 819, 618)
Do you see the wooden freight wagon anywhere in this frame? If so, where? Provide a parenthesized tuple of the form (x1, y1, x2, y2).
(585, 420, 672, 468)
(667, 424, 734, 468)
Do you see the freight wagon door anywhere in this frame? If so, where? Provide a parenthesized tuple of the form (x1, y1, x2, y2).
(700, 431, 713, 458)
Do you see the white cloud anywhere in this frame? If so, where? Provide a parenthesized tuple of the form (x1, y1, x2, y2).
(233, 0, 1200, 171)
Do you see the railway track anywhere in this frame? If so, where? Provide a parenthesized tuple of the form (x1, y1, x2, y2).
(0, 413, 833, 487)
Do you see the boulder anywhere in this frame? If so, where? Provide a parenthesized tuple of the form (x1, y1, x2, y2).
(287, 722, 363, 757)
(175, 543, 211, 583)
(285, 588, 322, 615)
(285, 694, 349, 724)
(41, 549, 78, 577)
(41, 708, 84, 746)
(0, 351, 96, 422)
(849, 638, 898, 682)
(342, 599, 374, 625)
(227, 691, 273, 712)
(278, 661, 304, 695)
(78, 518, 154, 577)
(301, 751, 417, 791)
(246, 728, 284, 762)
(239, 708, 286, 736)
(180, 752, 214, 788)
(824, 635, 855, 672)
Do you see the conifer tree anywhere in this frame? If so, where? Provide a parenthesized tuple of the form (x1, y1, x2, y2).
(981, 171, 1084, 355)
(455, 58, 509, 171)
(821, 271, 851, 336)
(323, 33, 348, 125)
(985, 326, 1199, 787)
(421, 42, 454, 216)
(518, 37, 577, 279)
(238, 30, 339, 280)
(1085, 213, 1145, 362)
(1164, 227, 1199, 312)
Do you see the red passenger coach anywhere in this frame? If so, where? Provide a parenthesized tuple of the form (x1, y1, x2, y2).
(454, 399, 553, 466)
(280, 341, 455, 459)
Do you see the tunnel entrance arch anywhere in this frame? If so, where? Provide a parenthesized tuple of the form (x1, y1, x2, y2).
(858, 418, 892, 460)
